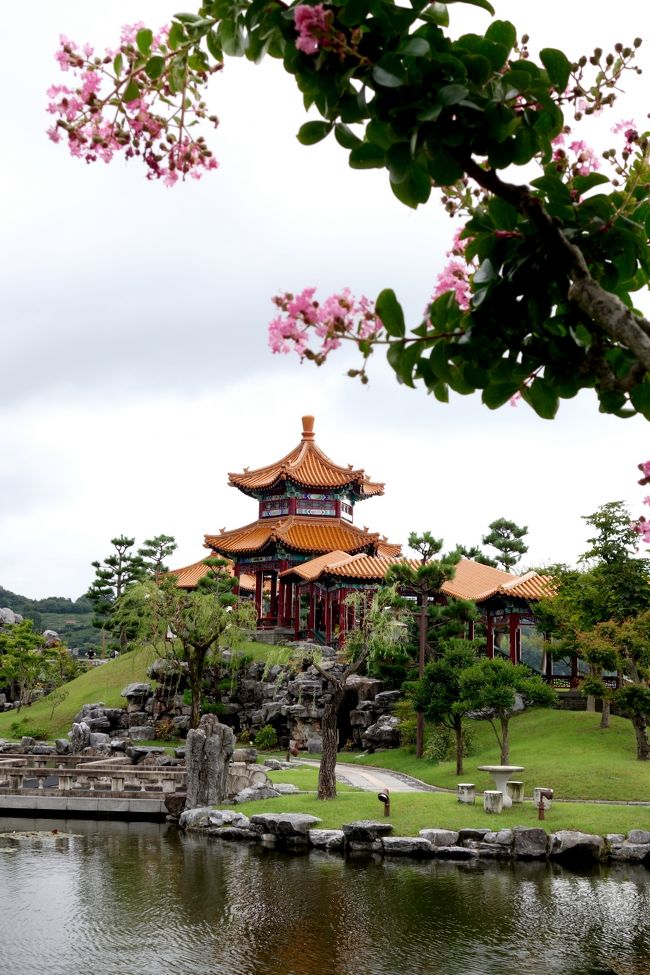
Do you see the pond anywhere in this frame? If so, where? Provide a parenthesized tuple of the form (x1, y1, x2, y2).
(1, 817, 648, 975)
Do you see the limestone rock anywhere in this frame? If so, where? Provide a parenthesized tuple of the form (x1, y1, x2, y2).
(69, 721, 91, 754)
(342, 820, 394, 843)
(129, 725, 155, 741)
(309, 829, 345, 852)
(186, 714, 235, 809)
(234, 785, 282, 804)
(435, 846, 478, 860)
(55, 739, 70, 755)
(628, 829, 650, 845)
(362, 715, 401, 750)
(550, 830, 605, 862)
(512, 827, 548, 859)
(274, 783, 300, 795)
(609, 842, 650, 863)
(250, 812, 322, 836)
(382, 837, 433, 857)
(420, 828, 460, 847)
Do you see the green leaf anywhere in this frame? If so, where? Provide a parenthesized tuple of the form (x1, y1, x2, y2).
(386, 143, 413, 184)
(145, 56, 165, 80)
(297, 121, 332, 146)
(334, 123, 362, 150)
(206, 28, 223, 61)
(630, 382, 650, 420)
(473, 258, 497, 286)
(113, 53, 124, 78)
(337, 0, 370, 27)
(123, 78, 140, 103)
(218, 20, 248, 57)
(373, 62, 406, 88)
(390, 164, 432, 208)
(540, 48, 572, 91)
(437, 83, 469, 106)
(427, 149, 463, 186)
(572, 172, 610, 194)
(349, 143, 385, 169)
(482, 381, 520, 409)
(400, 37, 431, 57)
(422, 2, 449, 26)
(136, 28, 153, 57)
(462, 53, 492, 85)
(485, 19, 516, 52)
(523, 378, 560, 419)
(168, 22, 186, 50)
(376, 289, 406, 337)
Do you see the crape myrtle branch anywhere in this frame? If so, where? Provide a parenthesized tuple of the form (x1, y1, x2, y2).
(48, 2, 650, 418)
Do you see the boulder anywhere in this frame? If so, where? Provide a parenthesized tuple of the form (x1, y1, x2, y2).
(172, 716, 190, 735)
(186, 714, 235, 809)
(382, 837, 434, 857)
(234, 785, 282, 804)
(250, 812, 322, 839)
(128, 725, 155, 741)
(550, 830, 605, 863)
(435, 846, 478, 860)
(88, 733, 111, 748)
(628, 829, 650, 845)
(233, 747, 258, 764)
(420, 828, 460, 847)
(512, 827, 548, 859)
(69, 721, 91, 754)
(55, 739, 70, 755)
(362, 715, 401, 750)
(458, 828, 491, 843)
(121, 683, 151, 700)
(308, 829, 345, 852)
(342, 820, 394, 844)
(0, 608, 22, 626)
(274, 783, 300, 795)
(609, 842, 650, 864)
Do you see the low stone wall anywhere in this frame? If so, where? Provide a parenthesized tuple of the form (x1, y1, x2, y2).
(179, 812, 650, 866)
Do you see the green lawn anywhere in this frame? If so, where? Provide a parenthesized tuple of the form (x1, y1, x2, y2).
(347, 709, 650, 803)
(0, 647, 156, 740)
(241, 787, 650, 836)
(266, 765, 355, 793)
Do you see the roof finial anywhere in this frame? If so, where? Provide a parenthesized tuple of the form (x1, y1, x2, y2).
(301, 415, 315, 441)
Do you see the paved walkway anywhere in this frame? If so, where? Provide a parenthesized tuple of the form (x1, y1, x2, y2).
(301, 759, 443, 793)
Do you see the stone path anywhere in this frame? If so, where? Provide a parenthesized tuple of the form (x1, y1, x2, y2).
(301, 759, 444, 794)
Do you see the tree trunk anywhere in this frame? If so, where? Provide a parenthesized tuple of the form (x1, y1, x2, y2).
(318, 683, 344, 799)
(586, 695, 596, 712)
(500, 715, 510, 764)
(454, 717, 464, 776)
(632, 713, 650, 760)
(599, 698, 610, 729)
(416, 599, 427, 758)
(188, 648, 208, 730)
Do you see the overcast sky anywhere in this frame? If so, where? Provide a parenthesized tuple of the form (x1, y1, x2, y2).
(1, 0, 649, 600)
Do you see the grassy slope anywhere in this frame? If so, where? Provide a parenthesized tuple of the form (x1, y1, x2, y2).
(0, 647, 156, 739)
(348, 709, 650, 802)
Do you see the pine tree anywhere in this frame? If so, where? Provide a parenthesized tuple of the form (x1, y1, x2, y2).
(482, 518, 529, 571)
(138, 534, 178, 582)
(86, 536, 146, 653)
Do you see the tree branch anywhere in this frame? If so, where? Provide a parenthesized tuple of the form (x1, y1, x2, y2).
(461, 155, 650, 374)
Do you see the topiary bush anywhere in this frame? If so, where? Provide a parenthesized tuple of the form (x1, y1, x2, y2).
(253, 724, 279, 750)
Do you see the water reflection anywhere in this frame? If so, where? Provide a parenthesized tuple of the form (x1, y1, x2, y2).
(0, 818, 648, 975)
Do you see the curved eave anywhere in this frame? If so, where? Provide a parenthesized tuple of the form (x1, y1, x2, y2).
(205, 517, 381, 558)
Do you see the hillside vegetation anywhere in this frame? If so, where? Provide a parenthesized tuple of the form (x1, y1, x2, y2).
(350, 709, 650, 802)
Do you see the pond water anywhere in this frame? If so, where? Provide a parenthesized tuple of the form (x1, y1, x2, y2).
(1, 817, 649, 975)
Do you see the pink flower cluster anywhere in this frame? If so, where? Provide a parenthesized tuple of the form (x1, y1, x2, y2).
(294, 4, 332, 55)
(633, 461, 650, 543)
(47, 28, 219, 185)
(552, 133, 600, 177)
(429, 226, 474, 311)
(268, 288, 383, 362)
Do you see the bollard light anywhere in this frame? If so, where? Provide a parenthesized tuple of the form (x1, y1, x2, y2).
(377, 788, 391, 817)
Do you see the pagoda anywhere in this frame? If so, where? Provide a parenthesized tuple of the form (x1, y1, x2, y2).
(204, 415, 400, 640)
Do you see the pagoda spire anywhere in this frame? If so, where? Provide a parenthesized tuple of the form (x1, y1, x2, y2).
(301, 415, 315, 441)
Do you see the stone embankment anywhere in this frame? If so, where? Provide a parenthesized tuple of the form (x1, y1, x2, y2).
(179, 812, 650, 865)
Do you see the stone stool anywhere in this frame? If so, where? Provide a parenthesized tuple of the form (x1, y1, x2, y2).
(506, 780, 524, 804)
(457, 783, 476, 804)
(483, 790, 504, 814)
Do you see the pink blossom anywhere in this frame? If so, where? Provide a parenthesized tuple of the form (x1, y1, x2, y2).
(294, 4, 330, 55)
(432, 259, 471, 310)
(568, 140, 600, 176)
(509, 392, 522, 407)
(120, 22, 146, 45)
(268, 288, 381, 362)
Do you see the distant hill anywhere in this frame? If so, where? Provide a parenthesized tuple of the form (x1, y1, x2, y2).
(0, 585, 97, 650)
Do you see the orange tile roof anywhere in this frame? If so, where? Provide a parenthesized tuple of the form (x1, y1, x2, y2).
(280, 555, 550, 603)
(206, 516, 381, 556)
(169, 557, 257, 593)
(441, 560, 516, 601)
(228, 415, 384, 498)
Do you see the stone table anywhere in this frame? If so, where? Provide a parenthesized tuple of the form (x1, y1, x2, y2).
(477, 765, 524, 809)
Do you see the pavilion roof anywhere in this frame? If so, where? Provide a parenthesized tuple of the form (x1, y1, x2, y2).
(169, 557, 257, 593)
(205, 516, 382, 557)
(227, 415, 384, 499)
(281, 554, 551, 602)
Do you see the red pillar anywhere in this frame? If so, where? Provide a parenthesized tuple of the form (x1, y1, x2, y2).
(325, 590, 332, 646)
(254, 573, 263, 622)
(467, 620, 475, 641)
(294, 584, 301, 640)
(338, 589, 347, 645)
(509, 614, 518, 663)
(486, 615, 494, 659)
(308, 582, 315, 637)
(270, 571, 278, 622)
(570, 655, 579, 688)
